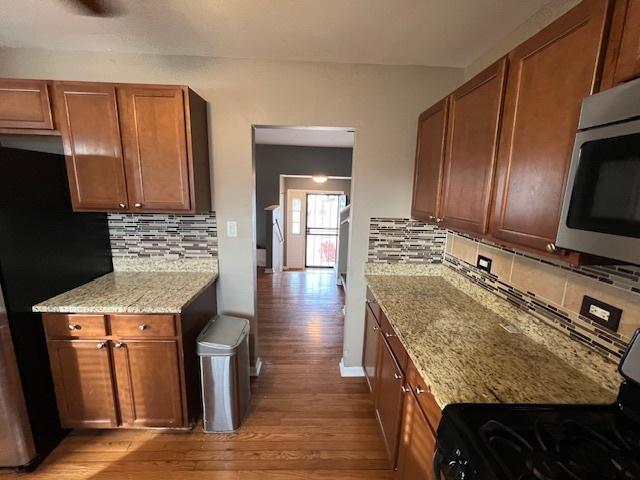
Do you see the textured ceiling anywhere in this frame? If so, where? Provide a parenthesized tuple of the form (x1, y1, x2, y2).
(0, 0, 548, 67)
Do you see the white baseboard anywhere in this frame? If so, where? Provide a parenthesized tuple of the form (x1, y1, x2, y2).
(250, 357, 263, 377)
(339, 357, 364, 377)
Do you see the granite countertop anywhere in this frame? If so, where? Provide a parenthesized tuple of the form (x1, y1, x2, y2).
(33, 271, 218, 314)
(366, 264, 620, 408)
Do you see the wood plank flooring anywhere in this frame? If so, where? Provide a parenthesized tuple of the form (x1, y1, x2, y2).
(1, 269, 390, 479)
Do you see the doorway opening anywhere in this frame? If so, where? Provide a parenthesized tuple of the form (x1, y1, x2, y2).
(253, 126, 354, 288)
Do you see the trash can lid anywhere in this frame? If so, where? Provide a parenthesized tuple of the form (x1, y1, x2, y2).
(197, 315, 250, 355)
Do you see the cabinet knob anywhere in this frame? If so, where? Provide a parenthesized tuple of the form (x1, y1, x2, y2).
(394, 373, 403, 380)
(138, 324, 147, 331)
(415, 386, 427, 395)
(114, 341, 124, 349)
(96, 342, 107, 349)
(546, 243, 557, 253)
(119, 203, 126, 209)
(384, 332, 395, 338)
(67, 323, 79, 331)
(401, 385, 409, 393)
(373, 326, 379, 331)
(428, 215, 435, 220)
(435, 218, 443, 223)
(134, 203, 143, 208)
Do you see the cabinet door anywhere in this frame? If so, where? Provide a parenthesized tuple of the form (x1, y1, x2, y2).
(490, 0, 611, 253)
(117, 86, 192, 212)
(411, 98, 448, 223)
(112, 339, 185, 428)
(395, 388, 436, 480)
(362, 304, 380, 394)
(55, 82, 129, 211)
(47, 340, 118, 429)
(441, 59, 507, 235)
(374, 331, 405, 468)
(602, 0, 640, 88)
(0, 79, 54, 130)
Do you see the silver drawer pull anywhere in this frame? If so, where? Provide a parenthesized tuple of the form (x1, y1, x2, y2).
(394, 373, 402, 380)
(67, 323, 79, 331)
(115, 341, 124, 349)
(96, 342, 107, 349)
(138, 324, 147, 331)
(415, 386, 427, 395)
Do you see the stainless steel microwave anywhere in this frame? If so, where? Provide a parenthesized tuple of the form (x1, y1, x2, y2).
(556, 78, 640, 265)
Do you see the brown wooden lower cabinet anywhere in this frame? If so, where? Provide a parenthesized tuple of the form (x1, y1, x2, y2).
(42, 282, 216, 429)
(365, 291, 443, 478)
(362, 303, 380, 393)
(395, 388, 437, 480)
(47, 339, 119, 429)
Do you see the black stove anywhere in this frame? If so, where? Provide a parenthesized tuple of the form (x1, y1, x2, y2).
(434, 330, 640, 480)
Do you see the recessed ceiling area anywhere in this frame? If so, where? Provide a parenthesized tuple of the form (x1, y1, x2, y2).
(0, 0, 549, 67)
(254, 127, 355, 148)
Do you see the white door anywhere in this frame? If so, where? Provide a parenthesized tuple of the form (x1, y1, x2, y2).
(286, 190, 306, 269)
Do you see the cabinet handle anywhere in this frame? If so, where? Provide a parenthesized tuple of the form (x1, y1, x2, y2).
(384, 332, 395, 338)
(546, 243, 557, 253)
(138, 324, 147, 331)
(96, 342, 107, 349)
(119, 203, 126, 209)
(134, 203, 143, 208)
(67, 323, 79, 331)
(114, 341, 124, 349)
(415, 386, 427, 395)
(394, 373, 403, 380)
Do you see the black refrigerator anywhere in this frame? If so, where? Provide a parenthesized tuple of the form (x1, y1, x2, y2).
(0, 146, 113, 469)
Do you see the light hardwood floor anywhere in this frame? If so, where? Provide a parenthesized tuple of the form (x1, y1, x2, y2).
(1, 270, 390, 479)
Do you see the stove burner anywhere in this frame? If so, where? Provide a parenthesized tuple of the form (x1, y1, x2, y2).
(480, 417, 640, 480)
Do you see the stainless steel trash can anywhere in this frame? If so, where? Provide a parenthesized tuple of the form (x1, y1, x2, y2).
(197, 315, 251, 432)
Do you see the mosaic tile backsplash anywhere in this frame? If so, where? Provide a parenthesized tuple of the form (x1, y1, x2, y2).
(444, 233, 640, 361)
(108, 212, 217, 258)
(366, 217, 640, 361)
(368, 218, 446, 263)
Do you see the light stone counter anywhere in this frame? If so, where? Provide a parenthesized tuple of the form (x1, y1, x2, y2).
(365, 263, 620, 408)
(33, 271, 217, 314)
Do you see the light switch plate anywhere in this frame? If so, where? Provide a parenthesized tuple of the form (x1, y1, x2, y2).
(226, 221, 238, 238)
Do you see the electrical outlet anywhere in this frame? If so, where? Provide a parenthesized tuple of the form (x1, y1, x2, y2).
(476, 255, 492, 273)
(580, 296, 622, 332)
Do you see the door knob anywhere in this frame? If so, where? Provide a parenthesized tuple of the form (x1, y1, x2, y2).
(96, 342, 107, 349)
(546, 243, 557, 253)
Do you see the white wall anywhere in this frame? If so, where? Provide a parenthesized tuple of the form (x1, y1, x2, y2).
(465, 0, 581, 80)
(0, 47, 463, 367)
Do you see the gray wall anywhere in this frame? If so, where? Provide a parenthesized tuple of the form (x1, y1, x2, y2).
(255, 144, 352, 248)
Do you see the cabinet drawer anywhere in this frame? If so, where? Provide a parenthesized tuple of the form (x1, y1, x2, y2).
(43, 314, 107, 338)
(109, 315, 176, 337)
(406, 359, 442, 433)
(379, 311, 408, 373)
(366, 287, 381, 324)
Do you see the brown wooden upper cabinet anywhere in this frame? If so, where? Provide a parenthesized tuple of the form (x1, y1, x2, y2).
(490, 0, 611, 255)
(55, 82, 130, 211)
(54, 81, 211, 214)
(0, 79, 55, 131)
(602, 0, 640, 88)
(440, 58, 507, 235)
(411, 98, 448, 223)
